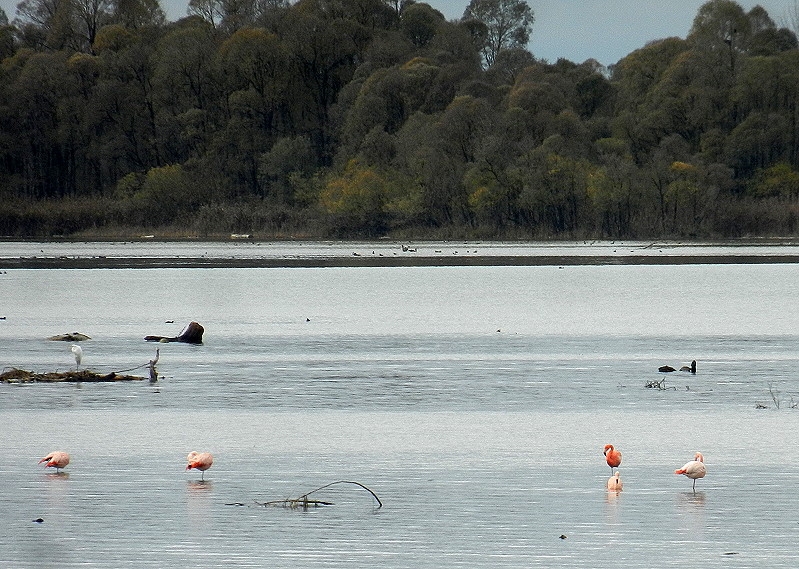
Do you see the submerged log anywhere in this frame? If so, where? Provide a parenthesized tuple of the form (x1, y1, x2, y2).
(48, 332, 91, 342)
(0, 368, 145, 383)
(144, 321, 204, 344)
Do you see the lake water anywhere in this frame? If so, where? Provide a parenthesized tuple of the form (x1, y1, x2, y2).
(2, 241, 799, 568)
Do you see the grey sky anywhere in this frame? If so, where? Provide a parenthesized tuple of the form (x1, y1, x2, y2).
(425, 0, 795, 66)
(0, 0, 794, 65)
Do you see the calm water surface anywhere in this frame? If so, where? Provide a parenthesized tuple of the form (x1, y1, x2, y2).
(1, 243, 799, 567)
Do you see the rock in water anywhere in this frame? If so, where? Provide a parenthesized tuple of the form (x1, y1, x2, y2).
(48, 332, 91, 341)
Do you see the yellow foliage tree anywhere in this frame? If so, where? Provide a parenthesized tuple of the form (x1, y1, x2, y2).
(320, 159, 388, 235)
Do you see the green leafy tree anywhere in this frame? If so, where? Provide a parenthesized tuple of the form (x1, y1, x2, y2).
(280, 7, 366, 165)
(688, 0, 750, 77)
(258, 135, 316, 203)
(153, 18, 218, 112)
(0, 10, 15, 60)
(726, 111, 791, 175)
(131, 163, 199, 225)
(111, 0, 165, 29)
(747, 162, 799, 199)
(462, 0, 533, 68)
(612, 37, 690, 108)
(320, 158, 389, 235)
(399, 2, 443, 47)
(4, 51, 72, 198)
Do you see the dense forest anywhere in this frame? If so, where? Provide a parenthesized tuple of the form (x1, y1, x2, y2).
(1, 0, 799, 239)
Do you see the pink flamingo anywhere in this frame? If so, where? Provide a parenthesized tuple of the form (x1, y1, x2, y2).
(39, 451, 70, 473)
(186, 451, 213, 480)
(604, 444, 622, 473)
(675, 451, 706, 491)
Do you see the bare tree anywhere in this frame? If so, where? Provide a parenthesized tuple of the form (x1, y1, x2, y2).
(188, 0, 222, 27)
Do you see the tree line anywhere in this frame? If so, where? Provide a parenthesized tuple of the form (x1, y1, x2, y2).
(1, 0, 799, 239)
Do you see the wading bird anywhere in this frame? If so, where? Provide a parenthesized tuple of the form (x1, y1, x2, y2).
(186, 451, 213, 480)
(70, 345, 82, 371)
(604, 444, 622, 473)
(675, 451, 706, 491)
(39, 451, 70, 472)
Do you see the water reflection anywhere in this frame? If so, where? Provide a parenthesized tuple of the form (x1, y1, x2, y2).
(604, 489, 622, 526)
(676, 491, 706, 509)
(44, 472, 70, 480)
(186, 480, 213, 531)
(187, 480, 213, 492)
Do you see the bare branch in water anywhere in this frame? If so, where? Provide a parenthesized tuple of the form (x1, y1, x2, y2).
(768, 381, 781, 409)
(645, 378, 675, 390)
(232, 480, 383, 510)
(300, 480, 383, 508)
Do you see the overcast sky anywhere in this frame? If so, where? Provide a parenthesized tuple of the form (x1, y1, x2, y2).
(1, 0, 795, 65)
(427, 0, 795, 65)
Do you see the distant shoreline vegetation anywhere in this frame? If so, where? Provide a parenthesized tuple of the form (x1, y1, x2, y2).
(2, 0, 799, 240)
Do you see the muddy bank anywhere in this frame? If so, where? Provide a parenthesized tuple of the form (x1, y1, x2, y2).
(4, 253, 799, 269)
(0, 368, 146, 383)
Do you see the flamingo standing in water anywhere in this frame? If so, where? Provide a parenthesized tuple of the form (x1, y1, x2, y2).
(604, 444, 622, 473)
(675, 451, 706, 491)
(39, 451, 70, 473)
(186, 451, 213, 480)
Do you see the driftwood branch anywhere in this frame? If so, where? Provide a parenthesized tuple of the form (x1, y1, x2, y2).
(148, 348, 160, 382)
(145, 321, 204, 344)
(230, 480, 383, 510)
(645, 378, 676, 390)
(300, 480, 383, 508)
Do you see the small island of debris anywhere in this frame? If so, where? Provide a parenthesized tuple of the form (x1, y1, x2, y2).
(1, 368, 146, 383)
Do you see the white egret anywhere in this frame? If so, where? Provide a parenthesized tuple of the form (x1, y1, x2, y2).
(70, 345, 82, 371)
